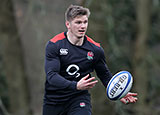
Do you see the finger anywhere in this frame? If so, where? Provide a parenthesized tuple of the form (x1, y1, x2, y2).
(87, 84, 96, 89)
(132, 97, 138, 102)
(86, 77, 96, 82)
(82, 82, 96, 90)
(127, 92, 138, 97)
(120, 98, 129, 104)
(134, 97, 138, 101)
(127, 96, 138, 103)
(120, 98, 127, 104)
(82, 74, 90, 80)
(86, 80, 98, 86)
(87, 81, 98, 89)
(127, 96, 134, 103)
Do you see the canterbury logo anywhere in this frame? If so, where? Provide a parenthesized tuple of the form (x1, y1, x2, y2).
(60, 48, 68, 55)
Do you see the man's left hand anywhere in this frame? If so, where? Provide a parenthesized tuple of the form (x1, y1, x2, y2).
(120, 92, 138, 104)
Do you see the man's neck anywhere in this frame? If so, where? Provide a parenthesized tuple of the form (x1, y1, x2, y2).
(67, 31, 84, 46)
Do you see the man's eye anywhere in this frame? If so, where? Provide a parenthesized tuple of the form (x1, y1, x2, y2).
(84, 20, 88, 24)
(76, 21, 81, 24)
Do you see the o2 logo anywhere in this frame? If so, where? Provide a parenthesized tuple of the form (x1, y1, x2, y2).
(66, 64, 80, 78)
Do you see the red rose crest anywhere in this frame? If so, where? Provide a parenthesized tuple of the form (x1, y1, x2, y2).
(87, 51, 94, 60)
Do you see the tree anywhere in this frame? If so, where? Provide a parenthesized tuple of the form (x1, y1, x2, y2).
(12, 0, 79, 115)
(133, 0, 151, 115)
(0, 0, 30, 115)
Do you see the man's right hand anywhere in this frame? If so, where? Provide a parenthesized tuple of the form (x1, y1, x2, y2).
(77, 74, 98, 90)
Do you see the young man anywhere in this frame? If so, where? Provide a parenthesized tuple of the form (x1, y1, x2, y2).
(43, 5, 137, 115)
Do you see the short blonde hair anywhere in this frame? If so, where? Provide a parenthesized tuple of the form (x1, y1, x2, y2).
(65, 5, 90, 22)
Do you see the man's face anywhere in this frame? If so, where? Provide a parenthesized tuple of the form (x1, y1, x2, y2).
(66, 15, 88, 38)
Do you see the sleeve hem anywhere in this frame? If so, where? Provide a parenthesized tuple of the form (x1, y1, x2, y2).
(67, 81, 78, 91)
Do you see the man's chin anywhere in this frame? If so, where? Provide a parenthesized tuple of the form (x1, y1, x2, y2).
(77, 34, 85, 39)
(77, 36, 83, 39)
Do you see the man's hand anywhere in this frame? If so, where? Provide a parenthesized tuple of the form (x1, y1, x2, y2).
(77, 74, 98, 90)
(120, 92, 138, 104)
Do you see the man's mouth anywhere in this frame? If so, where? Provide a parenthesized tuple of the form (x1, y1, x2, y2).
(78, 30, 85, 33)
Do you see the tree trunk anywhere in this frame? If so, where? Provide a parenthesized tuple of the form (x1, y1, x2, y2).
(0, 0, 30, 115)
(133, 0, 151, 115)
(12, 0, 78, 115)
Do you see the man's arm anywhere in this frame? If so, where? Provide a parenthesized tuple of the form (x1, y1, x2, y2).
(45, 41, 77, 90)
(94, 47, 138, 104)
(94, 47, 112, 87)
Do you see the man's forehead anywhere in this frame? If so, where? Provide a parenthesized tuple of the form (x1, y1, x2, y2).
(73, 15, 88, 21)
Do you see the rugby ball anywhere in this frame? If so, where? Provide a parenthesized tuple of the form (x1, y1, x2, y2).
(106, 71, 133, 100)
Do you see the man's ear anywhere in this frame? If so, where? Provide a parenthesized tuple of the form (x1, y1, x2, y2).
(65, 21, 70, 29)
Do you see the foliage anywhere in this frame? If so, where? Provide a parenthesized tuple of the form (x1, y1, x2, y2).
(103, 0, 136, 73)
(0, 0, 160, 115)
(87, 0, 136, 72)
(86, 0, 160, 115)
(0, 56, 9, 109)
(85, 0, 138, 115)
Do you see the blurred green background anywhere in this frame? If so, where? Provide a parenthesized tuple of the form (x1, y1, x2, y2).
(0, 0, 160, 115)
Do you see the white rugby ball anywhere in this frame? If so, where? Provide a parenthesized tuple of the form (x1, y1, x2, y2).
(106, 71, 133, 100)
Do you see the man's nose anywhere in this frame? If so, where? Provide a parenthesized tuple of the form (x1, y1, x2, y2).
(81, 23, 86, 28)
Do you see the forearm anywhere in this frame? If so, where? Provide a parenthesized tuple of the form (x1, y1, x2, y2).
(96, 68, 112, 87)
(94, 48, 112, 87)
(46, 70, 77, 90)
(45, 41, 78, 90)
